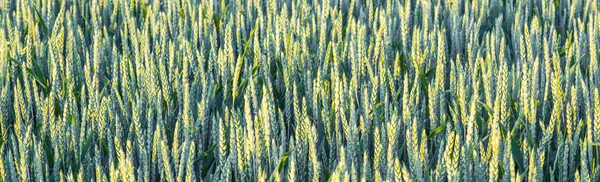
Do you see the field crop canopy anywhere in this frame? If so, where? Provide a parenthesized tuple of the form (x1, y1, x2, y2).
(0, 0, 599, 181)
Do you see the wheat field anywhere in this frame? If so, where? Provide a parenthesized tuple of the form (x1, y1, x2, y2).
(0, 0, 599, 181)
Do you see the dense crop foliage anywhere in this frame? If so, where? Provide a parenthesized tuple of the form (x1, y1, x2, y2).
(1, 0, 600, 181)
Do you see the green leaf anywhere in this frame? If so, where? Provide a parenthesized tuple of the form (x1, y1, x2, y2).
(375, 102, 383, 109)
(43, 135, 55, 168)
(511, 136, 525, 172)
(427, 123, 447, 140)
(511, 115, 525, 136)
(276, 151, 291, 172)
(252, 64, 260, 76)
(476, 115, 486, 135)
(213, 84, 223, 95)
(33, 5, 50, 37)
(411, 56, 430, 96)
(478, 101, 493, 116)
(201, 143, 218, 160)
(7, 56, 22, 66)
(199, 143, 218, 177)
(426, 67, 436, 78)
(201, 155, 215, 178)
(213, 15, 221, 29)
(393, 87, 403, 103)
(8, 56, 49, 91)
(591, 142, 600, 166)
(68, 113, 76, 126)
(79, 132, 94, 161)
(269, 151, 292, 182)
